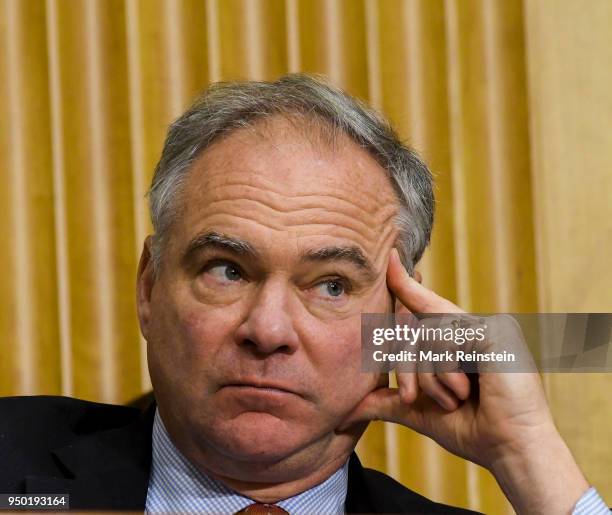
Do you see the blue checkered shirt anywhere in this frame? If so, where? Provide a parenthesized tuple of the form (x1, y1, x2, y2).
(145, 409, 348, 514)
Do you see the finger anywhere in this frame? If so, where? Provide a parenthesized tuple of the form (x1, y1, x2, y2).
(338, 388, 460, 439)
(337, 388, 404, 430)
(387, 249, 462, 314)
(395, 371, 418, 404)
(394, 296, 411, 315)
(418, 372, 459, 411)
(436, 371, 471, 401)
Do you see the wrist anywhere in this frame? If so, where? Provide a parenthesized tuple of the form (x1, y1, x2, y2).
(490, 427, 589, 514)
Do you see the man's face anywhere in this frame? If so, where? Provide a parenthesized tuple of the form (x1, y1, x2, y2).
(139, 117, 399, 470)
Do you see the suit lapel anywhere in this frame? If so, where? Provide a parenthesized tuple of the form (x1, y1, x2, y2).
(345, 452, 376, 513)
(25, 402, 155, 510)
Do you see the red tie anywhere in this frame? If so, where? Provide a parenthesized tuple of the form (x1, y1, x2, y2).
(235, 503, 289, 514)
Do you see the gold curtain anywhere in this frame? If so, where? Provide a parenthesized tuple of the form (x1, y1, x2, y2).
(1, 0, 610, 512)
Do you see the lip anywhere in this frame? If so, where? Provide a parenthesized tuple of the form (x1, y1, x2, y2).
(220, 379, 302, 397)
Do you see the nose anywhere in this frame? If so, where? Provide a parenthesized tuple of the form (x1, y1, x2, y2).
(234, 278, 300, 356)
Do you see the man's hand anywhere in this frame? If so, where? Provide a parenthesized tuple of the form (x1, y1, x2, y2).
(339, 249, 590, 514)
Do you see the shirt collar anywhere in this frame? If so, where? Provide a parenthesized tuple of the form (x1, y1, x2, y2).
(146, 408, 349, 514)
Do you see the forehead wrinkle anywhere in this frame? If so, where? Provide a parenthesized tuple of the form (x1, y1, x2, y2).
(189, 179, 400, 232)
(200, 197, 392, 237)
(190, 125, 399, 206)
(184, 194, 400, 255)
(371, 224, 400, 264)
(199, 177, 395, 217)
(190, 213, 386, 257)
(203, 188, 379, 215)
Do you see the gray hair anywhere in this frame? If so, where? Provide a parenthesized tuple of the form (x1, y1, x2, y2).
(148, 73, 434, 275)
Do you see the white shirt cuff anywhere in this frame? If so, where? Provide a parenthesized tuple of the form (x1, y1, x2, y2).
(573, 486, 610, 515)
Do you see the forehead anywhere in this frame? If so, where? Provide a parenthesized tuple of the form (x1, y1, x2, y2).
(190, 117, 395, 194)
(174, 117, 399, 255)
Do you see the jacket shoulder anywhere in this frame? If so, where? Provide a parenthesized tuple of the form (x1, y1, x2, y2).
(361, 466, 480, 514)
(0, 395, 140, 491)
(347, 453, 481, 514)
(0, 395, 140, 436)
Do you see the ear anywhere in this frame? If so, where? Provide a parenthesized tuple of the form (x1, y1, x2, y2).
(413, 270, 423, 284)
(136, 236, 156, 339)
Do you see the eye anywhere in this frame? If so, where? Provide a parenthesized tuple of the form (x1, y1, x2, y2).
(315, 278, 350, 299)
(203, 261, 244, 283)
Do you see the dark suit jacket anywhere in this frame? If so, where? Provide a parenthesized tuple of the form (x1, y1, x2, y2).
(0, 396, 480, 514)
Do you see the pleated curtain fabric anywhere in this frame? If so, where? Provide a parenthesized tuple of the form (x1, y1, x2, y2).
(1, 1, 611, 513)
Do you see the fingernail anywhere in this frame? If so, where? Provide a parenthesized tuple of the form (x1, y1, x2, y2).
(389, 249, 408, 276)
(388, 248, 398, 265)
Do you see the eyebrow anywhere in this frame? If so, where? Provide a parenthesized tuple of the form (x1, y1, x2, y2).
(183, 231, 258, 262)
(300, 245, 376, 279)
(183, 231, 376, 278)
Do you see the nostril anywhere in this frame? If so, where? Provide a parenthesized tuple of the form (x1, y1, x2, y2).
(240, 337, 293, 356)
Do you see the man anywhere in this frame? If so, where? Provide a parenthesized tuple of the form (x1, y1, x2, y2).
(0, 74, 608, 514)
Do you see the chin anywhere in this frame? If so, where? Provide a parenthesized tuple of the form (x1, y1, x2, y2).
(205, 411, 313, 463)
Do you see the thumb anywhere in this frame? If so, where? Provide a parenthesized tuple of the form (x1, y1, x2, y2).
(337, 388, 410, 431)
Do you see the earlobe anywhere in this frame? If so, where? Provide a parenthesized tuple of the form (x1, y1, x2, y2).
(136, 236, 155, 338)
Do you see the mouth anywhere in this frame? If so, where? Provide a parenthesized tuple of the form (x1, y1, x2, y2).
(220, 380, 302, 397)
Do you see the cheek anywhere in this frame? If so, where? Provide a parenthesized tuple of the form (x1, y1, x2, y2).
(148, 289, 241, 383)
(178, 306, 235, 358)
(307, 318, 379, 414)
(301, 281, 392, 415)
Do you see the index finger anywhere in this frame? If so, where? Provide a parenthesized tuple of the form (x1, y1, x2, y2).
(387, 248, 463, 314)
